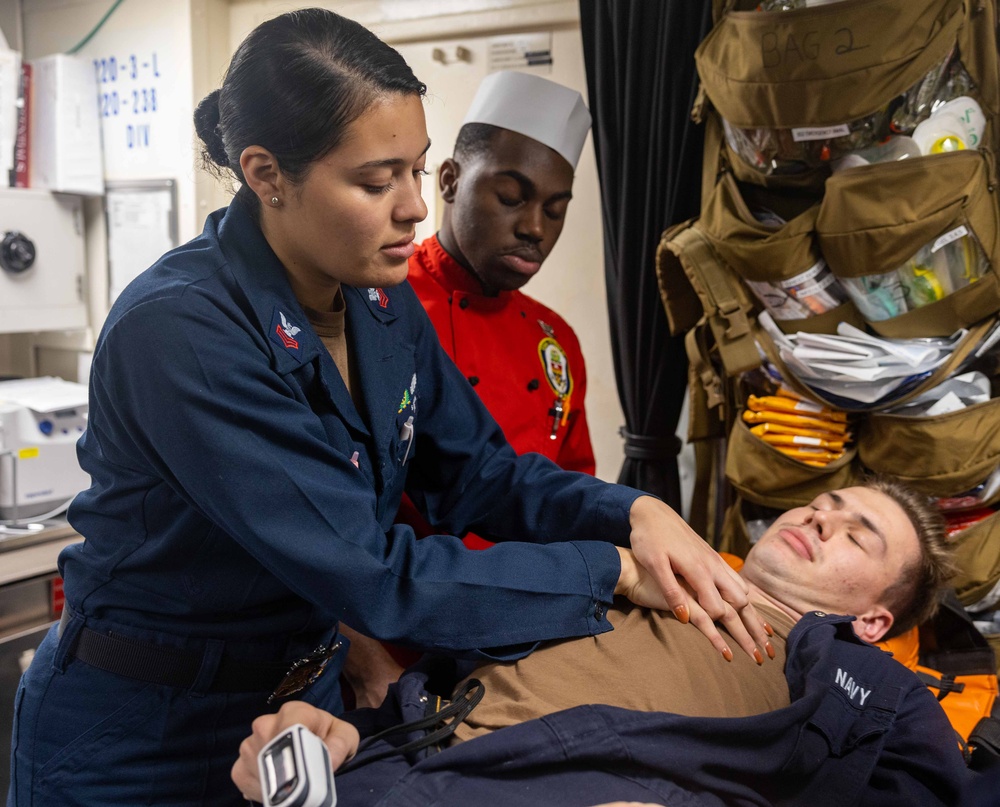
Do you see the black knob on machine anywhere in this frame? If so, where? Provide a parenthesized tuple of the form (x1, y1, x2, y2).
(1, 231, 36, 274)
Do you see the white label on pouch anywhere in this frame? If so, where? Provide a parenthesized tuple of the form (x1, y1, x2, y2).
(932, 225, 969, 253)
(792, 124, 851, 142)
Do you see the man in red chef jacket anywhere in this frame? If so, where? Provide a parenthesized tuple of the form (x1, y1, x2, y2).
(407, 70, 596, 487)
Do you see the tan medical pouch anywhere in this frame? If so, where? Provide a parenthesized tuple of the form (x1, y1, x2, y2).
(696, 0, 965, 130)
(817, 150, 1000, 337)
(858, 398, 1000, 498)
(951, 512, 1000, 608)
(695, 0, 998, 191)
(699, 174, 864, 333)
(725, 416, 860, 511)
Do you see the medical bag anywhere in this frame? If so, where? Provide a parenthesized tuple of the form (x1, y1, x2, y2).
(655, 0, 1000, 752)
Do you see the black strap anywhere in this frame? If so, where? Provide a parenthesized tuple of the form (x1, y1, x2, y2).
(620, 428, 683, 461)
(71, 626, 293, 693)
(338, 679, 485, 774)
(915, 670, 966, 700)
(968, 716, 1000, 771)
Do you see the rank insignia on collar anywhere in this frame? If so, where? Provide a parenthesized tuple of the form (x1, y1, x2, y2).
(269, 308, 302, 354)
(368, 287, 390, 308)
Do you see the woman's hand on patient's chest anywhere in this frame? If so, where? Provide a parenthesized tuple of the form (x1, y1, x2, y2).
(616, 496, 772, 665)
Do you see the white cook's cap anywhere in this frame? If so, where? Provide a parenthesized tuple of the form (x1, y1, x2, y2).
(461, 71, 592, 169)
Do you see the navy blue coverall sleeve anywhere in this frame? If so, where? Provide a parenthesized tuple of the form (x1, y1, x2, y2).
(64, 218, 641, 656)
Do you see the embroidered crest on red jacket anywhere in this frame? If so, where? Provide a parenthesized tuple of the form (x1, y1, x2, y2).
(538, 337, 572, 397)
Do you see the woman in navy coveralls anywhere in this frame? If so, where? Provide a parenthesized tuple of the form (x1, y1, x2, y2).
(7, 9, 767, 805)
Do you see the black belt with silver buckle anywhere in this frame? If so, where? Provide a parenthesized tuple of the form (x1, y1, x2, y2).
(69, 625, 340, 698)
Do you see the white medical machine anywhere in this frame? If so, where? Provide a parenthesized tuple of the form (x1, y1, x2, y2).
(0, 376, 89, 522)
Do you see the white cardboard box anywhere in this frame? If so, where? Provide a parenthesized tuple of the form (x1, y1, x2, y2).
(29, 54, 104, 196)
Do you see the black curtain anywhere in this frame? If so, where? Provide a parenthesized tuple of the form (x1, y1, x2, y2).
(579, 0, 712, 510)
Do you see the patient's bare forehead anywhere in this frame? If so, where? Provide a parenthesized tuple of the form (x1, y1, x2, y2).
(835, 487, 919, 557)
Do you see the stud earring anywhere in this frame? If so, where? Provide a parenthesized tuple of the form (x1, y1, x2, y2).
(270, 196, 279, 206)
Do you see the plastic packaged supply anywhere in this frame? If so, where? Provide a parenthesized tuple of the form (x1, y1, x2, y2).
(937, 468, 1000, 512)
(943, 507, 996, 537)
(910, 96, 985, 155)
(897, 256, 951, 309)
(759, 432, 846, 450)
(776, 384, 802, 400)
(744, 259, 848, 320)
(749, 421, 852, 443)
(937, 228, 986, 296)
(772, 444, 844, 464)
(913, 111, 972, 154)
(933, 97, 986, 148)
(744, 280, 813, 320)
(915, 225, 987, 299)
(747, 394, 848, 420)
(885, 371, 991, 416)
(890, 49, 974, 134)
(742, 407, 850, 434)
(723, 48, 975, 176)
(745, 387, 851, 465)
(723, 112, 887, 176)
(845, 226, 987, 321)
(830, 136, 921, 172)
(840, 273, 908, 321)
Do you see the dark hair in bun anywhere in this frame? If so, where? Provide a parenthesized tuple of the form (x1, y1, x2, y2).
(193, 89, 228, 168)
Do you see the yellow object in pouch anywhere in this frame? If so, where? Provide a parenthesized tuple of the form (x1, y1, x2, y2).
(773, 445, 845, 464)
(749, 422, 852, 443)
(742, 408, 849, 435)
(759, 433, 845, 450)
(776, 385, 804, 402)
(747, 394, 847, 421)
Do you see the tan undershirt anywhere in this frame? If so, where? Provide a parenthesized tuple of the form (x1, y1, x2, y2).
(305, 289, 359, 405)
(452, 598, 795, 744)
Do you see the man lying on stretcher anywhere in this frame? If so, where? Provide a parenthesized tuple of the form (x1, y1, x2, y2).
(233, 476, 980, 806)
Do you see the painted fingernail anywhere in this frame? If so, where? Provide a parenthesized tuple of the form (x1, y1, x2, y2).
(722, 646, 733, 662)
(763, 621, 774, 637)
(765, 640, 775, 660)
(673, 604, 689, 624)
(753, 647, 763, 665)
